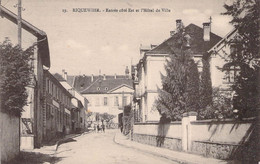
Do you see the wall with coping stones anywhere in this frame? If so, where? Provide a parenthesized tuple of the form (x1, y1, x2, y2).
(189, 119, 254, 160)
(133, 122, 182, 151)
(133, 118, 255, 160)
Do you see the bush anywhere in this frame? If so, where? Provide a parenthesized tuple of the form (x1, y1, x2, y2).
(0, 39, 34, 116)
(198, 87, 234, 120)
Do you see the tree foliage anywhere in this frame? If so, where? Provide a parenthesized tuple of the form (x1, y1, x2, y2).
(99, 112, 116, 123)
(0, 39, 34, 116)
(198, 87, 234, 120)
(155, 29, 200, 121)
(222, 0, 259, 118)
(199, 58, 213, 112)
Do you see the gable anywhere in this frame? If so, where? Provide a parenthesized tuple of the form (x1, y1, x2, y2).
(108, 85, 134, 93)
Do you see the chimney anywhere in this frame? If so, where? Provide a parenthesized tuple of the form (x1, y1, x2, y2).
(170, 31, 175, 36)
(64, 72, 68, 81)
(176, 19, 182, 32)
(125, 66, 129, 78)
(114, 73, 117, 79)
(91, 74, 94, 82)
(62, 69, 65, 79)
(203, 22, 211, 41)
(103, 74, 106, 80)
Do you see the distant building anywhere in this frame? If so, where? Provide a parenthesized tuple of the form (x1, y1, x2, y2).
(42, 70, 73, 142)
(66, 67, 134, 124)
(0, 5, 51, 154)
(54, 71, 88, 133)
(132, 20, 222, 122)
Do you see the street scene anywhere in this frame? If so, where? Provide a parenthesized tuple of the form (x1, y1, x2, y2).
(0, 0, 259, 163)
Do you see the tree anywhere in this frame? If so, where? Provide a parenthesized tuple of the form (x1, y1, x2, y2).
(99, 112, 116, 127)
(198, 87, 233, 120)
(222, 0, 259, 118)
(155, 29, 200, 121)
(0, 39, 34, 116)
(199, 58, 213, 112)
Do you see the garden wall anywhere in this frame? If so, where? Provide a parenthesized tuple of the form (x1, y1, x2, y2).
(133, 122, 182, 151)
(133, 113, 255, 160)
(0, 112, 20, 163)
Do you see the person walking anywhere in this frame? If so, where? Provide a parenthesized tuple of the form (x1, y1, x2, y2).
(97, 124, 100, 133)
(102, 124, 105, 133)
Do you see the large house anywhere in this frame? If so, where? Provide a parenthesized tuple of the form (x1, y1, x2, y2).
(132, 19, 222, 122)
(0, 5, 51, 154)
(65, 68, 134, 124)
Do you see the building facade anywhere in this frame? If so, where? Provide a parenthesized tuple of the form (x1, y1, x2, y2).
(66, 68, 134, 125)
(42, 70, 73, 142)
(132, 20, 222, 123)
(0, 6, 51, 150)
(54, 71, 88, 133)
(207, 29, 239, 90)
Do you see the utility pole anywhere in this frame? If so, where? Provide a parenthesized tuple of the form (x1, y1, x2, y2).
(18, 0, 22, 47)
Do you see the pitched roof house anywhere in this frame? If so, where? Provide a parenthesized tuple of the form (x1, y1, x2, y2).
(56, 69, 134, 124)
(132, 20, 222, 122)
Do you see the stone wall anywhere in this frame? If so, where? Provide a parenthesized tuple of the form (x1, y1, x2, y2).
(0, 112, 20, 163)
(133, 116, 255, 161)
(189, 118, 255, 160)
(133, 122, 182, 151)
(191, 141, 238, 159)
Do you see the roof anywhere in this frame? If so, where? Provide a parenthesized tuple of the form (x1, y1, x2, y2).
(81, 78, 133, 94)
(69, 75, 133, 94)
(207, 28, 237, 54)
(147, 23, 222, 55)
(44, 70, 73, 98)
(53, 73, 65, 81)
(0, 6, 50, 67)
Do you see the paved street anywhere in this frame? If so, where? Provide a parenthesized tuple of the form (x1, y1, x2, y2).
(55, 130, 179, 164)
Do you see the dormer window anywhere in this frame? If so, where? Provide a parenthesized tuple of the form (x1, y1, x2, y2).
(97, 87, 100, 91)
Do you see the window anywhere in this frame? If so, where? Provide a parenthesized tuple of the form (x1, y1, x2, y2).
(224, 65, 240, 83)
(51, 83, 54, 95)
(105, 87, 108, 90)
(123, 96, 127, 107)
(104, 97, 108, 106)
(46, 79, 49, 92)
(97, 87, 100, 91)
(114, 96, 119, 106)
(49, 81, 52, 94)
(56, 87, 58, 99)
(54, 85, 56, 98)
(80, 117, 83, 123)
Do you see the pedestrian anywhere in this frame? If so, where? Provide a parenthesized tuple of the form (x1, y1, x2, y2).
(120, 124, 123, 133)
(102, 124, 105, 133)
(97, 124, 100, 133)
(62, 125, 66, 138)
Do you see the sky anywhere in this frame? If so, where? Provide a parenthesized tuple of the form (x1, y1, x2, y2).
(0, 0, 234, 76)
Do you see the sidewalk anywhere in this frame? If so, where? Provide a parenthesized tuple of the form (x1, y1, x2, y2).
(26, 132, 88, 155)
(114, 132, 237, 164)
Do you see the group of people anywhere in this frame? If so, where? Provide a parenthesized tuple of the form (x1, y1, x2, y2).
(95, 124, 105, 133)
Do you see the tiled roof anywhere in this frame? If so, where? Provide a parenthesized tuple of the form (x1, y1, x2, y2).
(53, 73, 65, 81)
(147, 23, 222, 55)
(67, 75, 133, 94)
(80, 78, 133, 94)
